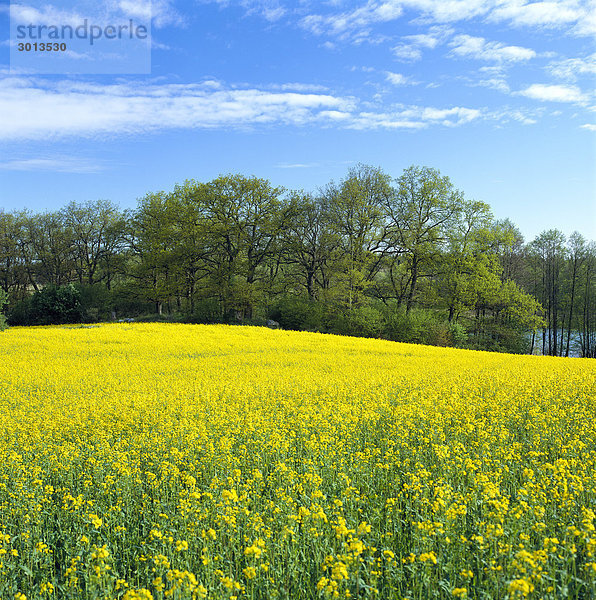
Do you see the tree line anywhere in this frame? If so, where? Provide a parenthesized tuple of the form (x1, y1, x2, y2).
(0, 165, 594, 356)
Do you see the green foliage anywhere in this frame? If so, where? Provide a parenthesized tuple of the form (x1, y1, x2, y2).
(78, 284, 113, 322)
(448, 321, 468, 347)
(270, 296, 326, 331)
(110, 282, 155, 318)
(467, 324, 532, 355)
(0, 288, 7, 331)
(29, 284, 84, 325)
(189, 299, 224, 324)
(6, 296, 32, 326)
(329, 305, 386, 338)
(384, 307, 449, 346)
(1, 166, 592, 354)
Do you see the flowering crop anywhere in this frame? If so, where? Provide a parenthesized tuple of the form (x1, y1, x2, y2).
(0, 323, 594, 599)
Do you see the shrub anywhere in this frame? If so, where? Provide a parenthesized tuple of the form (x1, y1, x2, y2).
(110, 283, 155, 318)
(78, 284, 113, 322)
(191, 298, 224, 324)
(0, 289, 7, 331)
(29, 284, 84, 325)
(466, 324, 531, 355)
(448, 322, 468, 347)
(7, 296, 32, 326)
(269, 297, 326, 331)
(384, 307, 436, 344)
(329, 305, 386, 338)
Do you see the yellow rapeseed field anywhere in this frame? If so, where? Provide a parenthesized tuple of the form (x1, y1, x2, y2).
(0, 323, 594, 600)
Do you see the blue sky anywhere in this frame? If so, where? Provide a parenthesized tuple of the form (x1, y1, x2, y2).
(1, 0, 595, 241)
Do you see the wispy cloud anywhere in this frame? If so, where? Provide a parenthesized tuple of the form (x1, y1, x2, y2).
(265, 83, 330, 92)
(118, 0, 183, 28)
(547, 54, 596, 82)
(200, 0, 287, 22)
(0, 77, 491, 140)
(488, 106, 543, 125)
(489, 0, 592, 32)
(10, 0, 182, 29)
(10, 3, 84, 26)
(401, 0, 490, 23)
(518, 83, 587, 103)
(449, 34, 536, 62)
(473, 66, 511, 93)
(385, 71, 416, 86)
(275, 162, 320, 169)
(347, 105, 483, 130)
(298, 0, 595, 41)
(300, 1, 403, 39)
(0, 78, 354, 140)
(393, 44, 424, 61)
(0, 156, 104, 173)
(392, 26, 453, 61)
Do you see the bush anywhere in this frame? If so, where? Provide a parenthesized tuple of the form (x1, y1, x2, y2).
(189, 299, 224, 324)
(466, 324, 531, 355)
(384, 307, 451, 346)
(269, 297, 326, 331)
(78, 284, 113, 322)
(29, 284, 84, 325)
(0, 289, 7, 331)
(110, 283, 155, 318)
(448, 322, 468, 347)
(329, 305, 386, 338)
(7, 296, 32, 326)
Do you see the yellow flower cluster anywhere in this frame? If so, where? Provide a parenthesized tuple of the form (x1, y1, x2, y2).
(0, 323, 594, 599)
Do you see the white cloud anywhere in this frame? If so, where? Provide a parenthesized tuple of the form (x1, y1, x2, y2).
(488, 107, 542, 125)
(575, 5, 596, 36)
(403, 0, 593, 34)
(300, 1, 403, 38)
(580, 123, 596, 131)
(116, 0, 151, 20)
(548, 54, 596, 81)
(0, 78, 354, 140)
(477, 77, 511, 93)
(10, 3, 84, 27)
(392, 26, 453, 61)
(348, 105, 482, 129)
(298, 0, 595, 40)
(385, 71, 413, 85)
(275, 162, 319, 168)
(393, 44, 423, 61)
(140, 0, 182, 27)
(518, 83, 586, 103)
(199, 0, 287, 23)
(401, 0, 491, 22)
(10, 1, 181, 30)
(490, 0, 584, 29)
(266, 82, 330, 92)
(405, 32, 442, 49)
(319, 110, 353, 121)
(0, 156, 104, 173)
(450, 34, 536, 62)
(457, 66, 512, 93)
(0, 77, 489, 140)
(262, 6, 286, 21)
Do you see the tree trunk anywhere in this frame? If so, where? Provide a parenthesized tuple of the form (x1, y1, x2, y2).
(406, 258, 418, 313)
(307, 270, 315, 299)
(558, 310, 565, 357)
(566, 258, 577, 357)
